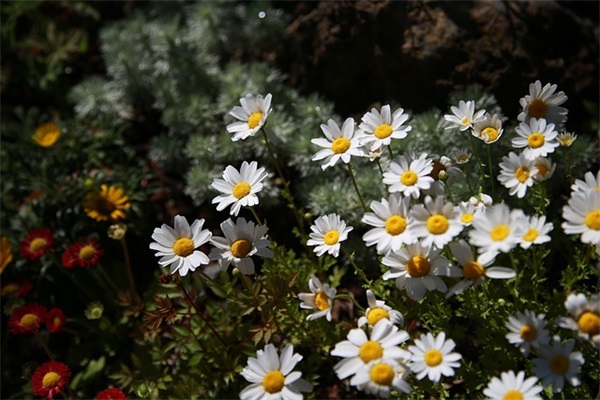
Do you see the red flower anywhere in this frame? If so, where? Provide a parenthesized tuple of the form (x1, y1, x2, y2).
(46, 307, 66, 333)
(8, 303, 46, 334)
(96, 388, 126, 399)
(1, 277, 33, 297)
(61, 238, 104, 268)
(31, 360, 70, 399)
(19, 228, 54, 260)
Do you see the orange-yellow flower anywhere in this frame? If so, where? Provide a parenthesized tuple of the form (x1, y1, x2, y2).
(0, 236, 13, 274)
(33, 122, 61, 147)
(83, 185, 131, 222)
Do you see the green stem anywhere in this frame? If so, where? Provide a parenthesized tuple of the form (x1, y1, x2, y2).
(334, 293, 365, 311)
(443, 180, 454, 203)
(375, 158, 385, 176)
(247, 206, 263, 225)
(469, 135, 486, 192)
(341, 245, 371, 288)
(387, 145, 395, 160)
(120, 237, 140, 303)
(462, 165, 475, 196)
(347, 163, 368, 211)
(486, 145, 495, 195)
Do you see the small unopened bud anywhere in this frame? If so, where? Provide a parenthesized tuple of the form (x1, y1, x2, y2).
(438, 170, 449, 182)
(85, 302, 104, 320)
(108, 223, 127, 240)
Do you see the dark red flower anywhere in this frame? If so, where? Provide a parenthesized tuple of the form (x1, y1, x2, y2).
(19, 228, 54, 260)
(8, 303, 46, 334)
(96, 388, 126, 399)
(61, 238, 104, 268)
(46, 307, 66, 333)
(31, 360, 70, 399)
(1, 277, 33, 297)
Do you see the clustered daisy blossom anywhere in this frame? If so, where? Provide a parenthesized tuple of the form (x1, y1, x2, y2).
(362, 194, 416, 255)
(357, 289, 404, 328)
(8, 303, 47, 334)
(411, 195, 464, 248)
(532, 338, 584, 393)
(505, 309, 550, 356)
(407, 331, 462, 383)
(562, 177, 600, 246)
(311, 118, 363, 170)
(497, 151, 538, 198)
(19, 228, 54, 261)
(512, 117, 559, 160)
(443, 100, 485, 131)
(358, 104, 412, 152)
(83, 184, 131, 222)
(226, 93, 273, 141)
(472, 113, 503, 144)
(211, 161, 268, 216)
(518, 80, 568, 126)
(383, 153, 434, 198)
(556, 293, 600, 345)
(62, 237, 104, 268)
(483, 370, 543, 400)
(31, 360, 71, 399)
(33, 122, 61, 147)
(307, 213, 352, 258)
(297, 275, 337, 321)
(469, 202, 524, 254)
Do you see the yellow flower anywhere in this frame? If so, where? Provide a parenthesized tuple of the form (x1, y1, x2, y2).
(0, 236, 14, 274)
(33, 123, 61, 147)
(83, 184, 131, 222)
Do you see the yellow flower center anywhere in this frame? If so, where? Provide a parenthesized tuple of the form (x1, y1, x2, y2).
(461, 213, 474, 224)
(33, 122, 61, 147)
(3, 283, 18, 294)
(458, 154, 469, 163)
(503, 390, 524, 400)
(585, 210, 600, 230)
(79, 245, 96, 260)
(515, 167, 530, 183)
(523, 229, 539, 242)
(385, 215, 407, 236)
(406, 256, 430, 278)
(359, 340, 383, 363)
(331, 137, 351, 154)
(424, 349, 443, 367)
(535, 164, 549, 177)
(367, 308, 390, 326)
(481, 127, 499, 142)
(172, 238, 195, 257)
(232, 182, 251, 199)
(461, 116, 470, 126)
(314, 290, 330, 311)
(42, 371, 61, 388)
(247, 112, 263, 129)
(463, 260, 485, 280)
(426, 214, 449, 234)
(520, 324, 537, 342)
(527, 132, 545, 148)
(400, 170, 418, 186)
(230, 239, 252, 258)
(374, 124, 393, 139)
(323, 230, 340, 245)
(528, 99, 548, 119)
(369, 363, 394, 386)
(53, 316, 62, 327)
(550, 355, 569, 375)
(262, 370, 284, 394)
(577, 311, 600, 336)
(29, 238, 47, 252)
(20, 313, 39, 328)
(490, 225, 510, 241)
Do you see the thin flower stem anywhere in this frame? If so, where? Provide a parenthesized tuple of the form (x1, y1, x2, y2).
(469, 135, 486, 192)
(387, 145, 395, 160)
(34, 330, 54, 360)
(341, 246, 371, 288)
(462, 165, 475, 196)
(486, 145, 496, 195)
(334, 293, 365, 311)
(443, 180, 455, 203)
(96, 263, 122, 294)
(247, 206, 263, 225)
(120, 238, 140, 303)
(375, 159, 385, 176)
(347, 163, 368, 211)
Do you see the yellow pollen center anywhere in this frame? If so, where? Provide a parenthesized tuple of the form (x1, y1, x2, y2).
(490, 225, 510, 241)
(536, 164, 549, 177)
(79, 245, 96, 260)
(406, 256, 431, 278)
(528, 99, 548, 119)
(173, 238, 195, 257)
(323, 230, 340, 245)
(42, 372, 60, 388)
(577, 311, 600, 336)
(426, 214, 449, 234)
(585, 210, 600, 230)
(463, 260, 485, 280)
(230, 239, 252, 258)
(247, 112, 263, 129)
(331, 137, 351, 154)
(20, 313, 39, 328)
(314, 291, 330, 311)
(461, 213, 474, 224)
(374, 124, 393, 139)
(461, 116, 470, 126)
(401, 170, 418, 186)
(262, 370, 284, 394)
(527, 132, 545, 148)
(367, 308, 390, 326)
(550, 355, 570, 375)
(369, 363, 394, 386)
(29, 238, 47, 252)
(53, 316, 62, 326)
(520, 324, 537, 341)
(458, 154, 469, 163)
(232, 182, 251, 199)
(481, 127, 499, 142)
(523, 229, 539, 242)
(515, 167, 530, 183)
(385, 215, 407, 235)
(359, 340, 384, 363)
(424, 349, 443, 367)
(503, 390, 524, 400)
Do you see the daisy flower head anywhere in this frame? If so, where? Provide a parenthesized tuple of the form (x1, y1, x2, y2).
(557, 131, 577, 147)
(211, 161, 268, 216)
(512, 118, 559, 160)
(556, 293, 600, 345)
(472, 113, 504, 144)
(19, 228, 54, 261)
(8, 303, 47, 334)
(83, 184, 130, 222)
(469, 202, 524, 254)
(505, 310, 550, 356)
(382, 242, 461, 301)
(383, 152, 434, 199)
(226, 93, 272, 141)
(571, 170, 600, 193)
(456, 201, 483, 226)
(209, 217, 273, 275)
(532, 338, 584, 393)
(240, 343, 312, 400)
(449, 148, 471, 165)
(32, 361, 71, 399)
(408, 331, 462, 383)
(1, 277, 33, 298)
(311, 117, 364, 170)
(358, 289, 404, 328)
(411, 195, 464, 248)
(562, 189, 600, 245)
(533, 157, 556, 182)
(33, 122, 61, 147)
(483, 370, 543, 400)
(361, 193, 416, 255)
(298, 274, 336, 321)
(331, 319, 411, 380)
(46, 307, 66, 333)
(149, 215, 212, 277)
(469, 192, 493, 209)
(443, 100, 486, 131)
(96, 388, 127, 399)
(446, 240, 516, 298)
(359, 104, 412, 152)
(518, 80, 568, 126)
(497, 151, 538, 198)
(62, 238, 104, 268)
(518, 214, 553, 249)
(349, 358, 411, 398)
(307, 213, 352, 258)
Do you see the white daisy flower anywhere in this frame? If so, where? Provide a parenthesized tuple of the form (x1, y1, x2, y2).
(307, 214, 353, 258)
(359, 104, 412, 152)
(446, 240, 516, 298)
(361, 194, 417, 255)
(357, 290, 404, 328)
(518, 214, 553, 249)
(240, 343, 312, 400)
(383, 153, 434, 199)
(297, 275, 337, 321)
(408, 331, 462, 383)
(469, 202, 525, 254)
(497, 151, 538, 198)
(349, 358, 411, 398)
(556, 293, 600, 345)
(561, 190, 600, 245)
(469, 193, 493, 209)
(226, 93, 273, 141)
(149, 215, 212, 277)
(456, 201, 483, 226)
(472, 113, 504, 144)
(533, 157, 556, 182)
(483, 370, 543, 400)
(449, 147, 472, 165)
(512, 118, 559, 160)
(211, 161, 269, 216)
(518, 80, 568, 126)
(532, 338, 584, 393)
(557, 131, 577, 147)
(571, 170, 600, 193)
(505, 310, 550, 356)
(208, 217, 273, 275)
(411, 196, 464, 248)
(311, 118, 364, 170)
(331, 319, 411, 380)
(382, 242, 461, 301)
(443, 100, 486, 131)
